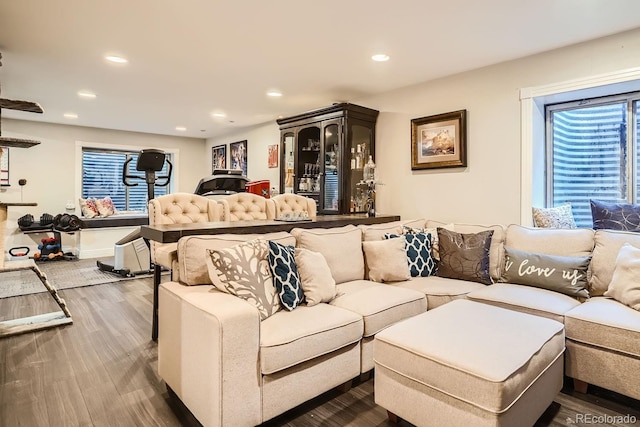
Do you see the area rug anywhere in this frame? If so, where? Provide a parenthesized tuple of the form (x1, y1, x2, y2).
(0, 257, 153, 299)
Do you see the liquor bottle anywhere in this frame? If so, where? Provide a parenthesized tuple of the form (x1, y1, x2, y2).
(350, 148, 356, 170)
(363, 155, 376, 182)
(355, 144, 363, 169)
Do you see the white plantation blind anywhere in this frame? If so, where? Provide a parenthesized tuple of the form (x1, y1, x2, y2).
(82, 148, 171, 211)
(547, 94, 639, 227)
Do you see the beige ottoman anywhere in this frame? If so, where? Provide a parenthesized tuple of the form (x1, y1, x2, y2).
(374, 299, 565, 427)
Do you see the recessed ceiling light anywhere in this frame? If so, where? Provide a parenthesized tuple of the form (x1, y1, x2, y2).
(105, 55, 128, 64)
(212, 112, 226, 118)
(78, 91, 96, 99)
(64, 113, 78, 119)
(267, 90, 283, 97)
(175, 126, 187, 131)
(371, 54, 390, 62)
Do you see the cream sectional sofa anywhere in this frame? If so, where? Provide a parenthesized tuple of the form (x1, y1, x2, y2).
(157, 219, 640, 427)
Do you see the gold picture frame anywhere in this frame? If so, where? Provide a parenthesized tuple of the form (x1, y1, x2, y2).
(411, 110, 467, 170)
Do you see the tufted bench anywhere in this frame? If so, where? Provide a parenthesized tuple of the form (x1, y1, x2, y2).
(374, 300, 565, 427)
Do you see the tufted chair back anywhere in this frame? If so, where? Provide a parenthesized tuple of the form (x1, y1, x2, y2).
(218, 193, 276, 221)
(272, 194, 317, 219)
(148, 193, 220, 265)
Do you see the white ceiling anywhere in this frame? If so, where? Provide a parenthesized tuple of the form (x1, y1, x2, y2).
(1, 0, 640, 139)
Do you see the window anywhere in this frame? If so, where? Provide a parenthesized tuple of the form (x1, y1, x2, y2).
(546, 92, 640, 227)
(82, 148, 172, 211)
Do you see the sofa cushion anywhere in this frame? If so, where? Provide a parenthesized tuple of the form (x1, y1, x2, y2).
(362, 237, 410, 283)
(358, 219, 427, 241)
(330, 280, 427, 337)
(590, 199, 640, 232)
(467, 283, 581, 323)
(437, 228, 494, 285)
(294, 248, 336, 306)
(424, 220, 456, 261)
(260, 304, 363, 375)
(590, 229, 640, 296)
(603, 243, 640, 311)
(291, 225, 364, 284)
(505, 224, 594, 257)
(206, 239, 281, 320)
(565, 297, 640, 358)
(501, 246, 590, 299)
(427, 221, 505, 280)
(267, 241, 304, 311)
(177, 232, 295, 286)
(532, 203, 576, 229)
(394, 275, 486, 309)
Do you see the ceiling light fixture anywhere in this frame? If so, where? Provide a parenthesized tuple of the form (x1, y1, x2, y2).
(175, 126, 187, 131)
(371, 54, 390, 62)
(267, 90, 283, 97)
(212, 112, 226, 118)
(78, 91, 96, 99)
(105, 55, 128, 64)
(64, 113, 78, 119)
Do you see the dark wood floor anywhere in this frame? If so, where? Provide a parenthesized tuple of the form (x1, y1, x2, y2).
(1, 278, 639, 427)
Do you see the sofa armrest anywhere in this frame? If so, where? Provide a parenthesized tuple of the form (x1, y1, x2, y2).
(158, 281, 261, 427)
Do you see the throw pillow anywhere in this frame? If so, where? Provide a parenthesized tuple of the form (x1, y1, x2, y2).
(604, 243, 640, 310)
(206, 239, 281, 320)
(362, 237, 411, 283)
(95, 196, 117, 217)
(385, 232, 436, 277)
(294, 248, 336, 306)
(532, 204, 576, 229)
(437, 228, 493, 285)
(591, 199, 640, 232)
(267, 241, 304, 310)
(79, 197, 99, 218)
(501, 246, 590, 298)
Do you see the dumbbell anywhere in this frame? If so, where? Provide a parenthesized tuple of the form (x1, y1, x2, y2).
(40, 213, 54, 226)
(17, 214, 34, 229)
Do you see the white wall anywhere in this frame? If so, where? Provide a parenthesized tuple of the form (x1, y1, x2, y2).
(1, 119, 206, 257)
(205, 123, 281, 190)
(207, 27, 640, 225)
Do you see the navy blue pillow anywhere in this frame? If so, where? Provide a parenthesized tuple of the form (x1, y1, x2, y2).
(385, 232, 436, 277)
(591, 200, 640, 232)
(267, 241, 304, 310)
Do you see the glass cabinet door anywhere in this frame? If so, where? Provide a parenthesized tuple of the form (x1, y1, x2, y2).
(322, 121, 341, 213)
(295, 125, 321, 203)
(280, 132, 295, 194)
(349, 123, 373, 213)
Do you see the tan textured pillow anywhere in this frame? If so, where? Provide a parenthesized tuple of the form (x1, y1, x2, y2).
(291, 225, 364, 284)
(294, 248, 336, 306)
(604, 243, 640, 310)
(206, 239, 281, 320)
(362, 237, 410, 283)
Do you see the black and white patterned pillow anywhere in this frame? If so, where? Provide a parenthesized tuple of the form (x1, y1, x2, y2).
(385, 232, 436, 277)
(405, 233, 436, 277)
(267, 240, 304, 310)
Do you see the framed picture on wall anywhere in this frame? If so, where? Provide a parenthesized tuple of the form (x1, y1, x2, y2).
(268, 144, 278, 168)
(230, 140, 248, 176)
(212, 144, 227, 172)
(0, 147, 9, 186)
(411, 110, 467, 170)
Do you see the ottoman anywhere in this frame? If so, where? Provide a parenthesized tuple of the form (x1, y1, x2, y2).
(374, 299, 565, 427)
